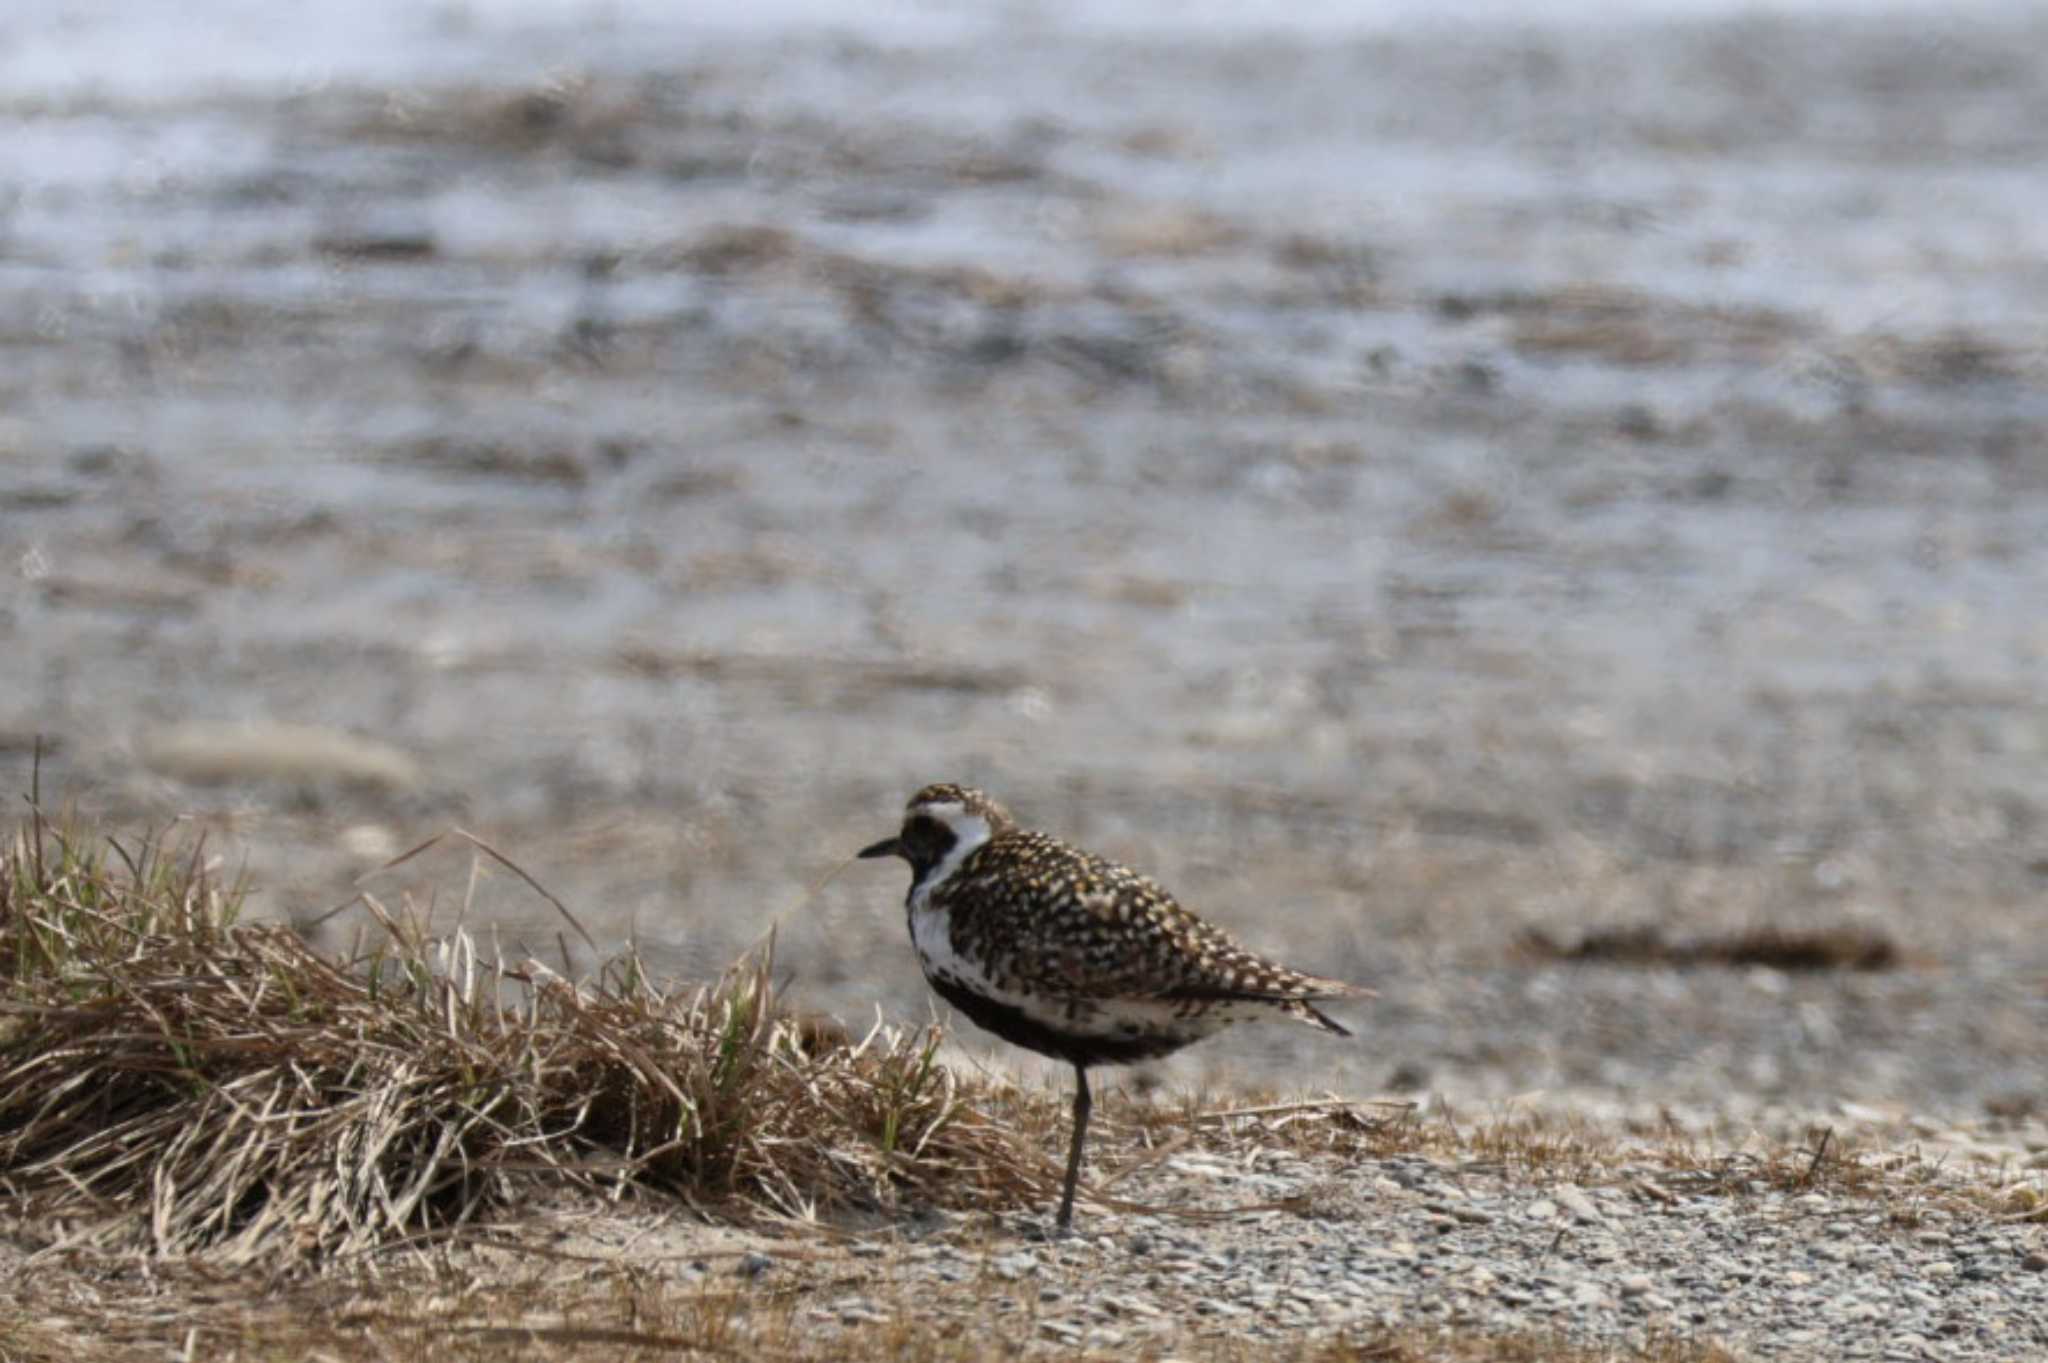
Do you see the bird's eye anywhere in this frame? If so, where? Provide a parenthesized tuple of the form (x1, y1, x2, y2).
(903, 815, 951, 853)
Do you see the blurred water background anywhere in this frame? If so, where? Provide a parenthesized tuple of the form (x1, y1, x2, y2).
(3, 0, 2045, 1123)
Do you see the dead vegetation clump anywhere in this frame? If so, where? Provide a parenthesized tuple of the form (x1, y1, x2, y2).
(1518, 922, 1904, 972)
(0, 811, 1036, 1264)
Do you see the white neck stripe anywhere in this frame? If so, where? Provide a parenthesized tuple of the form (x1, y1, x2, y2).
(908, 802, 992, 910)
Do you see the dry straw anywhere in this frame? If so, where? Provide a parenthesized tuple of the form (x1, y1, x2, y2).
(0, 809, 1036, 1265)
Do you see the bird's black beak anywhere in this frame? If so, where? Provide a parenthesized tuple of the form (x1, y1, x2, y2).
(857, 836, 902, 860)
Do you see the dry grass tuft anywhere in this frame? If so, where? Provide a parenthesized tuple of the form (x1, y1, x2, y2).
(0, 809, 1038, 1264)
(1519, 923, 1902, 972)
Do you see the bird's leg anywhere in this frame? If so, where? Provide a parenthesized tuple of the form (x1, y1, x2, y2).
(1056, 1065, 1092, 1232)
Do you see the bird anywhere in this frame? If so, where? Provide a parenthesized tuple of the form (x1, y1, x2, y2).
(858, 781, 1368, 1232)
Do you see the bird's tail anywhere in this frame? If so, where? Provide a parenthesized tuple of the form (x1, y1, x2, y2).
(1282, 977, 1372, 1035)
(1169, 974, 1371, 1033)
(1288, 999, 1354, 1036)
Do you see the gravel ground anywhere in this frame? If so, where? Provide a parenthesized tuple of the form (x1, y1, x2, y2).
(8, 1102, 2046, 1361)
(452, 1116, 2048, 1363)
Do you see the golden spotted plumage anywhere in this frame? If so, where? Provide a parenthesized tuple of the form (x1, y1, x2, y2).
(858, 781, 1368, 1231)
(936, 825, 1357, 1030)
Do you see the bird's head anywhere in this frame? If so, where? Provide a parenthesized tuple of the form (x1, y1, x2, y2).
(858, 782, 1015, 888)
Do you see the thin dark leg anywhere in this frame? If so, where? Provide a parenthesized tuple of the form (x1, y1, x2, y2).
(1056, 1065, 1091, 1232)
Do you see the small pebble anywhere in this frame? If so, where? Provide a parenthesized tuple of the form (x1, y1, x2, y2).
(1555, 1184, 1604, 1225)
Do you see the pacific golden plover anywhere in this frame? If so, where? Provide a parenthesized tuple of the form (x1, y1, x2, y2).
(859, 782, 1368, 1231)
